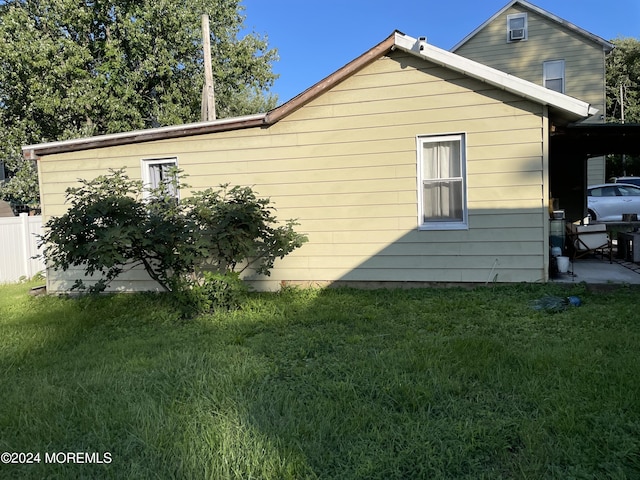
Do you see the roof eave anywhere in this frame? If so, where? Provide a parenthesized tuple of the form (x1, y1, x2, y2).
(395, 33, 593, 121)
(23, 113, 266, 158)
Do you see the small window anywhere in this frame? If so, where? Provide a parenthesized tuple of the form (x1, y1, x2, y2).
(141, 158, 179, 199)
(507, 13, 527, 42)
(417, 134, 467, 230)
(543, 60, 565, 93)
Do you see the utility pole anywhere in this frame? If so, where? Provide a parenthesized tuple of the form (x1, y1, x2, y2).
(621, 83, 626, 175)
(621, 83, 626, 124)
(201, 14, 216, 121)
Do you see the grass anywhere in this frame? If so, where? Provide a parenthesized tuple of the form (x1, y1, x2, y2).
(1, 281, 640, 479)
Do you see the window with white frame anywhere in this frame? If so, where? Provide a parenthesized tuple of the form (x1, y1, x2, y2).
(507, 13, 527, 42)
(417, 134, 467, 230)
(543, 60, 565, 93)
(141, 158, 179, 199)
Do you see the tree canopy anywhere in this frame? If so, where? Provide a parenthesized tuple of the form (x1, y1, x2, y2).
(606, 37, 640, 177)
(0, 0, 279, 210)
(606, 37, 640, 123)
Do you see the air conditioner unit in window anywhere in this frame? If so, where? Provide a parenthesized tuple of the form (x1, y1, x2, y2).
(509, 28, 525, 40)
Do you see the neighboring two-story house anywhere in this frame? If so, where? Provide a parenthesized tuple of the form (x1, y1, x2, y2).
(451, 0, 614, 187)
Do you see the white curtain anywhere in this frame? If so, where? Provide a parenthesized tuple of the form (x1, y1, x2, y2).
(149, 163, 177, 197)
(423, 141, 462, 222)
(149, 163, 163, 189)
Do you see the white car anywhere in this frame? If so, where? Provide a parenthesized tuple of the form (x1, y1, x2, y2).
(587, 183, 640, 222)
(611, 176, 640, 187)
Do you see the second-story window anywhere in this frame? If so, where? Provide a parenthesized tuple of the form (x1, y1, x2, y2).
(507, 13, 528, 42)
(543, 60, 565, 93)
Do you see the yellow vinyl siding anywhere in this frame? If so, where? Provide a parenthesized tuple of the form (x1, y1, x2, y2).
(39, 49, 549, 291)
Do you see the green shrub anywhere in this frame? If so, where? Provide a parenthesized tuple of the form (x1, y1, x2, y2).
(195, 271, 248, 313)
(171, 272, 248, 318)
(39, 170, 307, 297)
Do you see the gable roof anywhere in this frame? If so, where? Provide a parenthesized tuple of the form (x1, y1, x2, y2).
(451, 0, 614, 53)
(24, 31, 596, 158)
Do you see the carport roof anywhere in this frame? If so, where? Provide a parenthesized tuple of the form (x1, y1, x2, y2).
(552, 123, 640, 157)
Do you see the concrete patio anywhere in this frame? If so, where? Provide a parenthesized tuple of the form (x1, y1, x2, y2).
(551, 256, 640, 285)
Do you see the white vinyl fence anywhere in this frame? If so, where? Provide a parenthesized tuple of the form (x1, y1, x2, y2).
(0, 213, 46, 283)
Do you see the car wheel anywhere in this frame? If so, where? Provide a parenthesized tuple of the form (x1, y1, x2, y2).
(588, 209, 597, 221)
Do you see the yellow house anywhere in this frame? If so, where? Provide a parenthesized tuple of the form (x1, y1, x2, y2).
(452, 0, 614, 187)
(25, 32, 596, 293)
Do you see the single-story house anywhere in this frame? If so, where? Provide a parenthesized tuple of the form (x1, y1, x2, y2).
(25, 31, 596, 293)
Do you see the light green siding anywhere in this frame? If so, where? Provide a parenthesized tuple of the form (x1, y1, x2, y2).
(454, 4, 607, 113)
(39, 50, 550, 292)
(587, 157, 606, 186)
(454, 4, 608, 185)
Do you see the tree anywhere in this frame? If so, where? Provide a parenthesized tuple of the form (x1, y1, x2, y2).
(0, 157, 39, 212)
(39, 169, 307, 295)
(0, 0, 279, 210)
(606, 37, 640, 177)
(607, 37, 640, 123)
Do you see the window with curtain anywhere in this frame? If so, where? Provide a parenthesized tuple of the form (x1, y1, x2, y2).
(418, 134, 467, 229)
(142, 158, 178, 199)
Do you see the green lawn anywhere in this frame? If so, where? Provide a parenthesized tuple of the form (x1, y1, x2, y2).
(1, 281, 639, 479)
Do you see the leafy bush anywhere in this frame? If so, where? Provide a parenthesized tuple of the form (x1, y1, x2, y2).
(192, 271, 248, 313)
(39, 169, 307, 297)
(185, 184, 307, 277)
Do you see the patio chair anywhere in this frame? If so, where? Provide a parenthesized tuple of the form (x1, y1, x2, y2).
(566, 223, 612, 263)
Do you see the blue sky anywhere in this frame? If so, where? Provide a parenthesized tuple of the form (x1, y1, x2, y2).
(241, 0, 639, 105)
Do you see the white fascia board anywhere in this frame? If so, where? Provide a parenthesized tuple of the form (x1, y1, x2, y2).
(394, 33, 593, 119)
(22, 113, 267, 153)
